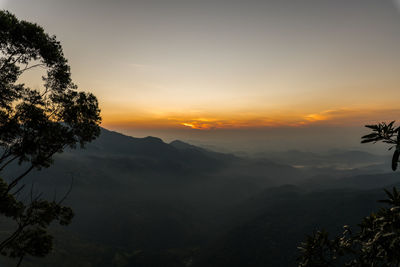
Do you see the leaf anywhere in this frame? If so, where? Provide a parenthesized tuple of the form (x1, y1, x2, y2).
(392, 150, 400, 171)
(361, 137, 381, 144)
(361, 133, 379, 139)
(384, 188, 394, 200)
(365, 124, 379, 130)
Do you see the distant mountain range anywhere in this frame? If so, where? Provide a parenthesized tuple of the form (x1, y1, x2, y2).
(2, 128, 398, 267)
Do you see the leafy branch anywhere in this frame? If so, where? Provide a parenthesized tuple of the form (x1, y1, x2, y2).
(361, 121, 400, 170)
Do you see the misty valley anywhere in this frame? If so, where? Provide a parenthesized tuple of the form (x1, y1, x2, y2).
(1, 128, 396, 266)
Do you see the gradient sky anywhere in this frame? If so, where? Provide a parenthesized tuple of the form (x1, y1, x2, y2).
(2, 0, 400, 151)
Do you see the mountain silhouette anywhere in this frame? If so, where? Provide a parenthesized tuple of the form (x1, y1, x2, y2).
(2, 128, 395, 267)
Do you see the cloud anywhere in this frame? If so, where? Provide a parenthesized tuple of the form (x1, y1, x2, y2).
(300, 108, 400, 126)
(102, 107, 400, 130)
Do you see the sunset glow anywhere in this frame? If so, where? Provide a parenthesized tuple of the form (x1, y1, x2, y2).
(6, 0, 400, 139)
(100, 107, 400, 131)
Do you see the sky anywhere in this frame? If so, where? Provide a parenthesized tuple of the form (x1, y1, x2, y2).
(2, 0, 400, 152)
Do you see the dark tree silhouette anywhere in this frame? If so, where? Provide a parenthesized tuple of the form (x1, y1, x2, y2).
(0, 10, 101, 265)
(361, 121, 400, 171)
(297, 122, 400, 267)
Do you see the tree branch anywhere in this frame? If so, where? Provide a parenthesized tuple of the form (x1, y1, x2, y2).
(16, 255, 24, 267)
(19, 63, 46, 74)
(6, 164, 35, 194)
(0, 154, 19, 171)
(0, 150, 12, 165)
(58, 174, 74, 205)
(0, 225, 23, 252)
(6, 144, 65, 193)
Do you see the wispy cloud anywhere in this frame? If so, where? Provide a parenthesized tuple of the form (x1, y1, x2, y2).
(299, 108, 400, 126)
(102, 108, 400, 130)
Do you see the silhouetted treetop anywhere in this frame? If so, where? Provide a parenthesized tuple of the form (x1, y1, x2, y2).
(0, 10, 101, 173)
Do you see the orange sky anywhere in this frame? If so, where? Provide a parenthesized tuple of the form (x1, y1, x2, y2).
(6, 0, 400, 134)
(101, 108, 400, 130)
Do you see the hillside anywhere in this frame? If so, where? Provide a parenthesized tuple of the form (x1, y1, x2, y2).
(1, 128, 397, 267)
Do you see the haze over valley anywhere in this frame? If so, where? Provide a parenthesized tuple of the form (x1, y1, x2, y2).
(0, 128, 397, 266)
(1, 0, 400, 266)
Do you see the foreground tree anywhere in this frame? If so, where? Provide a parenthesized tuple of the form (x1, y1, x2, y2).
(297, 121, 400, 267)
(0, 10, 101, 265)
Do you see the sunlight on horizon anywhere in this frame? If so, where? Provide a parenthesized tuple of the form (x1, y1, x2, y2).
(5, 0, 400, 133)
(100, 107, 400, 131)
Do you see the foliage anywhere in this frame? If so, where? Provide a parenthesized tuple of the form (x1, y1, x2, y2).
(361, 121, 400, 170)
(298, 187, 400, 266)
(298, 122, 400, 266)
(0, 10, 101, 265)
